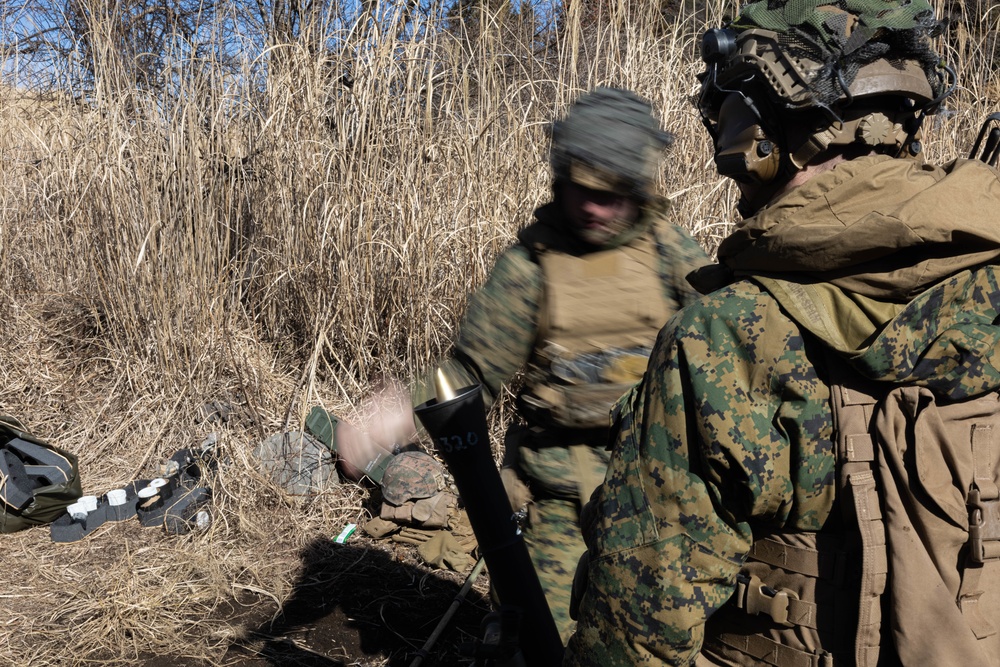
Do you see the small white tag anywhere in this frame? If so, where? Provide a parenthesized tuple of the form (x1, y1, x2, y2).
(335, 523, 357, 544)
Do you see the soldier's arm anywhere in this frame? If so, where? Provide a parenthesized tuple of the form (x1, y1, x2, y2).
(565, 284, 816, 665)
(411, 245, 541, 409)
(655, 219, 713, 311)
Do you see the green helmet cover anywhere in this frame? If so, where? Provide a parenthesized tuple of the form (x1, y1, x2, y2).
(726, 0, 949, 109)
(550, 87, 674, 198)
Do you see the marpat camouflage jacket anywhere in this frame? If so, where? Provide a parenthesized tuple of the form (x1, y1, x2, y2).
(565, 156, 1000, 665)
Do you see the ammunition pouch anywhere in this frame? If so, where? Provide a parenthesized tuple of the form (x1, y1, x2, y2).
(519, 382, 638, 430)
(506, 424, 609, 505)
(380, 491, 456, 530)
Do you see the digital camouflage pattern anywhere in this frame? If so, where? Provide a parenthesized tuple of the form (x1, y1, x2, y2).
(524, 497, 591, 641)
(380, 451, 447, 506)
(564, 155, 1000, 665)
(416, 198, 709, 642)
(405, 87, 709, 642)
(451, 200, 708, 404)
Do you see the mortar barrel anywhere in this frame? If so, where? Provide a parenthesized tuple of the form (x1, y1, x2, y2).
(414, 384, 564, 665)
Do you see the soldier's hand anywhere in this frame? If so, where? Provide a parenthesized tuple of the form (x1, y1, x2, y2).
(357, 381, 418, 449)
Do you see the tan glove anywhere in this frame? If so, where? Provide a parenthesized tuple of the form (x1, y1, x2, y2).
(363, 516, 401, 539)
(392, 526, 439, 546)
(449, 508, 478, 553)
(417, 532, 474, 571)
(380, 491, 456, 529)
(381, 501, 412, 524)
(411, 492, 455, 528)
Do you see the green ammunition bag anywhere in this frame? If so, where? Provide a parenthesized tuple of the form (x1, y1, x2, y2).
(0, 415, 82, 534)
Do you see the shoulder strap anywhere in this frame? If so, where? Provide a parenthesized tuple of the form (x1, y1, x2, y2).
(827, 376, 888, 667)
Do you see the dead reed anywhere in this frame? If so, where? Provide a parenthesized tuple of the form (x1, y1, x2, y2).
(1, 0, 998, 664)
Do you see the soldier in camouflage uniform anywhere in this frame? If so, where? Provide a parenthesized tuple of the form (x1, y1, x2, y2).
(565, 2, 1000, 666)
(345, 87, 710, 643)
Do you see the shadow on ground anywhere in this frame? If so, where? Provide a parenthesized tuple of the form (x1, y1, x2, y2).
(223, 536, 490, 666)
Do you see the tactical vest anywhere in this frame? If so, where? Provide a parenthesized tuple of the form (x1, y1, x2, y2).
(701, 372, 1000, 667)
(517, 227, 672, 430)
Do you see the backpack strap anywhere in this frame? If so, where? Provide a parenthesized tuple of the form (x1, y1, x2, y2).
(968, 421, 1000, 562)
(959, 418, 1000, 639)
(828, 377, 888, 667)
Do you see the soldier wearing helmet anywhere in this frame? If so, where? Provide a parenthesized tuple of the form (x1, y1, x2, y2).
(567, 2, 1000, 666)
(334, 86, 710, 642)
(697, 0, 951, 217)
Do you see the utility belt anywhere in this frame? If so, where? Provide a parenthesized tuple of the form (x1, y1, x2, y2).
(518, 382, 635, 431)
(513, 422, 610, 449)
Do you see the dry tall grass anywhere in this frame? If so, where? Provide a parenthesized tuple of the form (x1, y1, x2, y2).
(2, 0, 999, 664)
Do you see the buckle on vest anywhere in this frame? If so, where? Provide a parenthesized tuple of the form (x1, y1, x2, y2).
(734, 573, 796, 627)
(967, 488, 1000, 564)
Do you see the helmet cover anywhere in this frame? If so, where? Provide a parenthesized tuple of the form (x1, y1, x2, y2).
(697, 0, 953, 186)
(551, 87, 674, 198)
(380, 451, 447, 506)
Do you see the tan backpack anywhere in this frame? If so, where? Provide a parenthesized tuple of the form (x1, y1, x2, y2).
(705, 377, 1000, 666)
(830, 380, 1000, 666)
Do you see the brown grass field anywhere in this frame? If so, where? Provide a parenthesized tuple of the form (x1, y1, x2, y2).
(1, 0, 999, 664)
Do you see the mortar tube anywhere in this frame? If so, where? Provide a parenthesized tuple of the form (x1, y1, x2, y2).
(414, 383, 564, 666)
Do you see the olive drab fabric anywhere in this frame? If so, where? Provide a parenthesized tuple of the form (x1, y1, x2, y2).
(564, 156, 1000, 665)
(733, 0, 946, 107)
(0, 416, 82, 534)
(736, 0, 939, 38)
(550, 87, 673, 198)
(734, 0, 937, 66)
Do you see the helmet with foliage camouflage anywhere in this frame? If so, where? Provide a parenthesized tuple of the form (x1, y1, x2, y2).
(550, 87, 674, 199)
(380, 451, 447, 506)
(697, 0, 952, 195)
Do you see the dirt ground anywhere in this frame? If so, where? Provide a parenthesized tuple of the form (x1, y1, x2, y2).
(136, 536, 491, 667)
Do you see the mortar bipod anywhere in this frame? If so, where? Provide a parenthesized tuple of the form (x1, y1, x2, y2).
(465, 607, 527, 667)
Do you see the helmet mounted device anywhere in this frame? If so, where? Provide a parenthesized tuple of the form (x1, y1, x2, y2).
(697, 1, 954, 190)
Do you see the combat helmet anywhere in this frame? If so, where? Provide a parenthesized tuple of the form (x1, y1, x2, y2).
(380, 451, 448, 506)
(550, 87, 674, 200)
(697, 0, 953, 202)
